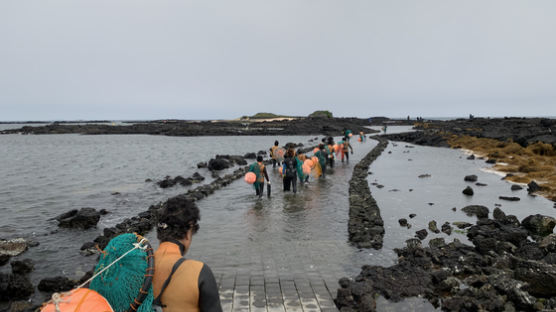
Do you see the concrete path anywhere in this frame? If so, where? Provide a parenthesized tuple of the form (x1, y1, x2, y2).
(216, 273, 339, 312)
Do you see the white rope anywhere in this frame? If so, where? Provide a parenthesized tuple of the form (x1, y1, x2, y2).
(76, 237, 149, 289)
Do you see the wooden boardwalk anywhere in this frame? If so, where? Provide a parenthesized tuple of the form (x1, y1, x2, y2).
(216, 273, 339, 312)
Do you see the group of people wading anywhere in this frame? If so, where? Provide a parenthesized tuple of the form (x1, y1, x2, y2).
(248, 131, 358, 197)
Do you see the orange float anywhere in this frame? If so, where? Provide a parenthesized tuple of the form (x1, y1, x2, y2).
(244, 172, 256, 184)
(41, 288, 114, 312)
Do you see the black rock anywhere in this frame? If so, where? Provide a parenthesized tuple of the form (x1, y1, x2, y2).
(415, 229, 428, 240)
(475, 182, 488, 186)
(464, 175, 478, 182)
(99, 209, 110, 215)
(453, 222, 473, 229)
(493, 207, 506, 220)
(428, 220, 440, 233)
(57, 207, 101, 229)
(521, 214, 556, 237)
(511, 184, 523, 191)
(409, 214, 416, 219)
(441, 222, 452, 235)
(10, 259, 34, 275)
(462, 186, 474, 196)
(452, 207, 457, 211)
(486, 158, 496, 164)
(499, 196, 520, 201)
(462, 205, 489, 219)
(0, 254, 9, 266)
(398, 218, 408, 227)
(38, 276, 76, 292)
(54, 209, 78, 221)
(207, 158, 230, 171)
(196, 161, 207, 168)
(467, 154, 475, 160)
(0, 273, 34, 301)
(80, 241, 96, 251)
(527, 181, 541, 193)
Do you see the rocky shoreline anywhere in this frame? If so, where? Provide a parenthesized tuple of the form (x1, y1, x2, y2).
(336, 210, 556, 311)
(0, 117, 389, 137)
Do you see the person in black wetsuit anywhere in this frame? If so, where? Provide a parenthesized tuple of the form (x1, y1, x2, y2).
(282, 148, 298, 193)
(153, 196, 222, 312)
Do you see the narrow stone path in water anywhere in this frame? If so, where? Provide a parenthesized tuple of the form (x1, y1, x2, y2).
(147, 138, 382, 311)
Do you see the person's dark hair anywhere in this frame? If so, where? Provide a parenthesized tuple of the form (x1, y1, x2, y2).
(256, 155, 263, 162)
(286, 148, 295, 158)
(157, 196, 200, 242)
(319, 143, 324, 150)
(296, 149, 303, 156)
(274, 140, 279, 146)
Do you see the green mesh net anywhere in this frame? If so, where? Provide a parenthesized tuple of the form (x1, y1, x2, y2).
(90, 233, 154, 312)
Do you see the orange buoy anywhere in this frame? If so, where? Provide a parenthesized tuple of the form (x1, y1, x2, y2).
(41, 288, 114, 312)
(302, 164, 311, 175)
(311, 156, 318, 166)
(244, 172, 256, 184)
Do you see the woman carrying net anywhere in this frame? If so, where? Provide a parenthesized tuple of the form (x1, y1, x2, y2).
(153, 195, 222, 312)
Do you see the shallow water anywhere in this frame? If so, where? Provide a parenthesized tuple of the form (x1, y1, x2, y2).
(0, 131, 318, 303)
(3, 125, 553, 311)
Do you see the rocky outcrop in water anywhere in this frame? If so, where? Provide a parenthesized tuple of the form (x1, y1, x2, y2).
(156, 172, 205, 188)
(336, 214, 556, 311)
(55, 207, 101, 229)
(0, 238, 29, 257)
(348, 137, 388, 249)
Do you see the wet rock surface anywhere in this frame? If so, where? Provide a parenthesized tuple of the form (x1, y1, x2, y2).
(0, 238, 29, 257)
(55, 207, 102, 229)
(336, 215, 556, 311)
(37, 276, 76, 293)
(348, 138, 388, 249)
(464, 174, 478, 182)
(156, 172, 205, 188)
(462, 186, 474, 196)
(461, 205, 489, 219)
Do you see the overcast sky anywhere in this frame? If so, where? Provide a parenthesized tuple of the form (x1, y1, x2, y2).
(1, 1, 555, 121)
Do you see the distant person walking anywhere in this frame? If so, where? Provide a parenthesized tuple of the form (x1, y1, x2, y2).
(269, 140, 280, 168)
(314, 144, 328, 178)
(282, 148, 298, 193)
(248, 155, 270, 197)
(340, 137, 353, 163)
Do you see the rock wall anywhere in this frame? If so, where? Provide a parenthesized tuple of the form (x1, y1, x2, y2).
(348, 137, 388, 249)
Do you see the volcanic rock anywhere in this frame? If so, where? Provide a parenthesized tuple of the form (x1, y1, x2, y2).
(462, 186, 474, 196)
(511, 184, 524, 191)
(441, 222, 453, 235)
(452, 222, 473, 229)
(428, 221, 440, 234)
(10, 259, 34, 275)
(207, 158, 230, 171)
(461, 205, 489, 219)
(0, 273, 34, 301)
(499, 196, 520, 201)
(493, 207, 506, 221)
(38, 276, 76, 293)
(521, 214, 556, 237)
(415, 229, 428, 240)
(527, 181, 542, 193)
(56, 208, 101, 229)
(398, 218, 408, 227)
(464, 175, 478, 182)
(0, 238, 28, 257)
